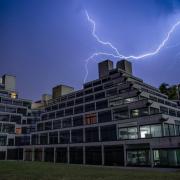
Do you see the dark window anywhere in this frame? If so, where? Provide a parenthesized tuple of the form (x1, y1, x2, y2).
(94, 86, 103, 92)
(84, 83, 92, 89)
(42, 114, 48, 121)
(53, 120, 61, 129)
(71, 129, 83, 143)
(113, 107, 129, 120)
(85, 95, 94, 102)
(40, 133, 48, 144)
(65, 108, 73, 116)
(74, 106, 84, 114)
(62, 118, 72, 128)
(2, 124, 15, 134)
(95, 92, 105, 100)
(59, 103, 66, 109)
(85, 113, 97, 125)
(160, 106, 168, 115)
(49, 132, 58, 144)
(31, 134, 39, 145)
(48, 112, 55, 119)
(76, 91, 84, 97)
(45, 121, 52, 130)
(67, 100, 74, 107)
(52, 105, 58, 111)
(75, 98, 84, 105)
(131, 107, 149, 118)
(85, 88, 93, 95)
(96, 100, 108, 110)
(0, 114, 9, 122)
(73, 116, 83, 126)
(56, 110, 64, 118)
(101, 125, 117, 141)
(106, 88, 117, 96)
(85, 127, 99, 142)
(169, 109, 176, 117)
(17, 108, 27, 116)
(37, 123, 44, 131)
(98, 110, 112, 123)
(85, 103, 95, 112)
(93, 80, 101, 86)
(10, 115, 21, 124)
(150, 107, 159, 114)
(59, 130, 70, 144)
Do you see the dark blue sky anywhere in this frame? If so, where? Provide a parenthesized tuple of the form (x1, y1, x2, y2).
(1, 0, 180, 100)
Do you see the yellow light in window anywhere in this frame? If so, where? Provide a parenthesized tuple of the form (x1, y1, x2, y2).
(11, 92, 17, 99)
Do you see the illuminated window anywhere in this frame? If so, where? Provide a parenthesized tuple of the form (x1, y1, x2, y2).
(85, 113, 97, 125)
(11, 92, 17, 99)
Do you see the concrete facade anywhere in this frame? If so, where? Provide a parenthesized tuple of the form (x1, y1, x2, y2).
(0, 60, 180, 167)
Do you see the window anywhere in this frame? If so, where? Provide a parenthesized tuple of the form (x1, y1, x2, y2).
(45, 121, 52, 130)
(94, 86, 103, 92)
(17, 108, 27, 116)
(59, 130, 70, 144)
(106, 88, 117, 97)
(31, 134, 39, 145)
(169, 109, 176, 117)
(175, 125, 180, 136)
(67, 100, 74, 107)
(113, 107, 129, 120)
(1, 123, 15, 134)
(56, 110, 64, 118)
(75, 98, 83, 104)
(124, 96, 138, 104)
(59, 103, 66, 109)
(0, 135, 7, 146)
(6, 107, 16, 113)
(65, 108, 73, 116)
(37, 123, 44, 131)
(131, 107, 149, 118)
(48, 112, 55, 119)
(73, 116, 83, 126)
(10, 115, 21, 124)
(0, 114, 9, 122)
(76, 91, 84, 97)
(95, 92, 105, 100)
(164, 124, 175, 136)
(85, 88, 93, 95)
(40, 133, 48, 144)
(101, 125, 117, 141)
(109, 97, 123, 107)
(62, 118, 72, 128)
(85, 95, 94, 102)
(98, 110, 112, 123)
(118, 127, 138, 140)
(140, 124, 162, 138)
(96, 100, 108, 110)
(150, 107, 159, 114)
(52, 105, 58, 111)
(85, 103, 95, 112)
(160, 106, 168, 115)
(53, 120, 61, 129)
(74, 106, 84, 114)
(49, 132, 58, 144)
(85, 113, 97, 125)
(71, 129, 83, 143)
(42, 114, 48, 121)
(85, 127, 99, 142)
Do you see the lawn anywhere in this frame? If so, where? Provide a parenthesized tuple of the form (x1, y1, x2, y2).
(0, 161, 179, 180)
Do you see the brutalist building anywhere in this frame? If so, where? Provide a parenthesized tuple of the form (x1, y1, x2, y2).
(0, 60, 180, 167)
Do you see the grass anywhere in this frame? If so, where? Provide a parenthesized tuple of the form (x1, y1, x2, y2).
(0, 161, 179, 180)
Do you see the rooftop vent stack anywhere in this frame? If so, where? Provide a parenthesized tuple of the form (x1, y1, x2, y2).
(52, 85, 74, 99)
(98, 60, 113, 78)
(2, 74, 16, 91)
(116, 59, 132, 74)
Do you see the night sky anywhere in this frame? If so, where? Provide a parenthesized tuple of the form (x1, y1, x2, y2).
(1, 0, 180, 101)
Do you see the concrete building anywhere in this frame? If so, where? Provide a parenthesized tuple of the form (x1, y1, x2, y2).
(0, 60, 180, 167)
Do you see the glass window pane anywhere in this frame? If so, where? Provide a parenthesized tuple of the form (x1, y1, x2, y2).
(140, 126, 150, 138)
(151, 125, 162, 137)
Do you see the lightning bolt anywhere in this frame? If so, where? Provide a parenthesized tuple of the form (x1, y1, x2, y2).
(84, 10, 180, 82)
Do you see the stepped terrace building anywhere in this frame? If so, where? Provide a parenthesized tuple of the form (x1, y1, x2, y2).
(0, 59, 180, 167)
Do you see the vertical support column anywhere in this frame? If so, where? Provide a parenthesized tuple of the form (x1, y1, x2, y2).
(101, 145, 104, 166)
(42, 147, 45, 162)
(123, 144, 127, 167)
(54, 147, 56, 163)
(67, 145, 70, 164)
(98, 126, 101, 141)
(150, 146, 154, 168)
(32, 148, 35, 161)
(23, 148, 25, 161)
(5, 150, 7, 160)
(83, 146, 86, 165)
